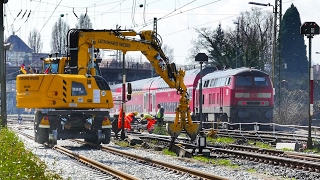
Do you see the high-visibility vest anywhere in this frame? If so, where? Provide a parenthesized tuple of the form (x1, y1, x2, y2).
(157, 107, 164, 118)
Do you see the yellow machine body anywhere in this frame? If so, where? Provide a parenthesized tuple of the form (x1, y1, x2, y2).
(16, 74, 113, 109)
(16, 28, 200, 142)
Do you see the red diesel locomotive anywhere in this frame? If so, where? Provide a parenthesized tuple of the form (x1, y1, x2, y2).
(110, 67, 274, 129)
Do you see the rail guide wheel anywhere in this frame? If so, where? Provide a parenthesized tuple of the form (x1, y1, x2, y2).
(48, 129, 58, 147)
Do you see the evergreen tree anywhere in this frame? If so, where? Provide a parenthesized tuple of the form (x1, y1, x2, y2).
(280, 4, 308, 76)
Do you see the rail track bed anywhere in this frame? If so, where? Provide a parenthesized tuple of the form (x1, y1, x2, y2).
(13, 126, 227, 180)
(7, 115, 320, 180)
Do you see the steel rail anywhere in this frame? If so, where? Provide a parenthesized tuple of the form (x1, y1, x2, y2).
(73, 139, 228, 180)
(53, 145, 140, 180)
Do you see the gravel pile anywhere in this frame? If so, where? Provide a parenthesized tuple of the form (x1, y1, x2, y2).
(13, 126, 320, 180)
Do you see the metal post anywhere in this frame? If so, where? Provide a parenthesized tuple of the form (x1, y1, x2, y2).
(0, 2, 7, 127)
(121, 52, 126, 140)
(235, 19, 240, 68)
(199, 61, 203, 130)
(307, 36, 313, 149)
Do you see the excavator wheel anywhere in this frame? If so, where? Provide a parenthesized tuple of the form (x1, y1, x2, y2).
(102, 128, 111, 144)
(34, 111, 41, 142)
(34, 111, 49, 144)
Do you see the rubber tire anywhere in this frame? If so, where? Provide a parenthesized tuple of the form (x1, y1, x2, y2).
(34, 111, 42, 143)
(102, 129, 111, 144)
(35, 111, 49, 144)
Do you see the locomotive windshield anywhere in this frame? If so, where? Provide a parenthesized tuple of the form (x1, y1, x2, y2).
(236, 76, 268, 86)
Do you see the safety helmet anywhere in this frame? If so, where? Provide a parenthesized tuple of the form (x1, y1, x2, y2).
(140, 114, 144, 117)
(134, 111, 138, 116)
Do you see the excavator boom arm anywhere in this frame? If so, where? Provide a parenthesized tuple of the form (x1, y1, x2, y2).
(68, 29, 200, 140)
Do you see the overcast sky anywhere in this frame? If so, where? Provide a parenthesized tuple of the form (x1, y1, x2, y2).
(4, 0, 320, 65)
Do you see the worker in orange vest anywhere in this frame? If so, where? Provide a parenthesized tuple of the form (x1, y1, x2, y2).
(140, 113, 157, 133)
(118, 109, 138, 132)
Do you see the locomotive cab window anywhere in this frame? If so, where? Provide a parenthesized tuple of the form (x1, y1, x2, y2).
(236, 76, 252, 86)
(254, 77, 268, 86)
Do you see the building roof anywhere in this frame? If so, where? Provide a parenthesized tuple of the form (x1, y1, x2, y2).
(5, 33, 33, 53)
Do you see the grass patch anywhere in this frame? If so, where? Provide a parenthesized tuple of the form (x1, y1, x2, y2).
(0, 127, 62, 179)
(249, 141, 273, 149)
(162, 148, 176, 156)
(247, 168, 256, 173)
(281, 148, 294, 152)
(152, 125, 168, 135)
(113, 140, 130, 147)
(193, 156, 239, 168)
(193, 156, 210, 163)
(304, 148, 320, 154)
(207, 137, 235, 144)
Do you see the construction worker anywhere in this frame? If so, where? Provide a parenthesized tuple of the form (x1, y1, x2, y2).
(140, 113, 157, 133)
(117, 109, 138, 132)
(156, 104, 164, 125)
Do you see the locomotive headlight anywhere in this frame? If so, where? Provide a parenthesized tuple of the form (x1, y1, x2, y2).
(265, 101, 269, 106)
(237, 101, 246, 106)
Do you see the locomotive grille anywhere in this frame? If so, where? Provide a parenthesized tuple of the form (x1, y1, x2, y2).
(238, 101, 269, 106)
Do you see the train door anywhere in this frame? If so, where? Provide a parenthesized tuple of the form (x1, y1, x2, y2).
(219, 87, 223, 107)
(152, 92, 156, 114)
(143, 92, 149, 113)
(219, 87, 228, 123)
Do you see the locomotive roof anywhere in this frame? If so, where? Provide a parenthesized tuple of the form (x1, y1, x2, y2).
(110, 66, 236, 92)
(202, 67, 268, 81)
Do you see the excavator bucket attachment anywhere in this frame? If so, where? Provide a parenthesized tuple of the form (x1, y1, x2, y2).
(185, 123, 200, 142)
(166, 122, 183, 139)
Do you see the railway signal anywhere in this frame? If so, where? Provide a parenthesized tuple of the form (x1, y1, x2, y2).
(300, 21, 319, 149)
(195, 53, 208, 154)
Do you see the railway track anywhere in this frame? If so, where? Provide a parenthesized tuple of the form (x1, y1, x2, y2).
(7, 115, 320, 178)
(12, 125, 228, 180)
(15, 130, 139, 180)
(135, 133, 320, 173)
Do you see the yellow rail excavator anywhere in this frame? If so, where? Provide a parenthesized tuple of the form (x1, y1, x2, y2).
(16, 28, 200, 146)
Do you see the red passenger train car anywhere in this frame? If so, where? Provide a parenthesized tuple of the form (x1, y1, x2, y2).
(110, 67, 274, 129)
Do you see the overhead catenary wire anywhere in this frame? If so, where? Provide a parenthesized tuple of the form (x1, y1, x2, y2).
(136, 0, 222, 31)
(39, 0, 63, 33)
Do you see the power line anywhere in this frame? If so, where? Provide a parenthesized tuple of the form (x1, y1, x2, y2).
(39, 0, 63, 33)
(136, 0, 223, 31)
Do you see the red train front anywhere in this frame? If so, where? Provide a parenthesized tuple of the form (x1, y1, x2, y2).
(110, 67, 274, 130)
(194, 67, 274, 129)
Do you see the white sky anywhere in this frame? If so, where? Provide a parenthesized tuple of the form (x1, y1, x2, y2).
(3, 0, 320, 65)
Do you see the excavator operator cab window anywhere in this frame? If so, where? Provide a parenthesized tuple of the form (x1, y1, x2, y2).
(87, 61, 102, 76)
(44, 62, 58, 74)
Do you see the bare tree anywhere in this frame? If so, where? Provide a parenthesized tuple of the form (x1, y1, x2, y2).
(274, 88, 308, 125)
(188, 8, 273, 70)
(162, 44, 174, 63)
(51, 17, 70, 54)
(75, 14, 92, 29)
(28, 28, 42, 53)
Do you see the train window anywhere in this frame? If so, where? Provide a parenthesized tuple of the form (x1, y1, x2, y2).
(209, 94, 212, 104)
(254, 76, 269, 86)
(225, 77, 231, 86)
(236, 76, 252, 86)
(216, 78, 225, 87)
(210, 79, 216, 87)
(202, 94, 205, 104)
(204, 80, 209, 87)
